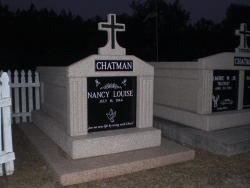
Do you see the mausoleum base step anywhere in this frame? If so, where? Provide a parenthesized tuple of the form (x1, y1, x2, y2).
(154, 104, 250, 131)
(18, 122, 195, 186)
(153, 116, 250, 156)
(31, 110, 162, 159)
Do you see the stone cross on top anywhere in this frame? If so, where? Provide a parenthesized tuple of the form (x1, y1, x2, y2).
(98, 14, 126, 55)
(235, 23, 250, 53)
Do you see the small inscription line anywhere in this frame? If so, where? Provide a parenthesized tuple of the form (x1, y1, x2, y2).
(95, 60, 133, 71)
(234, 57, 250, 66)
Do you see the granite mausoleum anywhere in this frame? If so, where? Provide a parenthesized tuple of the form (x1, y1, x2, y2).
(33, 14, 160, 159)
(19, 14, 194, 185)
(151, 23, 250, 131)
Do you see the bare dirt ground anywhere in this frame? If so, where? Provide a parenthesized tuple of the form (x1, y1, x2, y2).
(0, 125, 249, 188)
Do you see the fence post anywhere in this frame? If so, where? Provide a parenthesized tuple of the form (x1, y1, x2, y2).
(7, 70, 13, 123)
(35, 71, 40, 110)
(21, 70, 27, 122)
(0, 72, 15, 176)
(28, 70, 33, 121)
(14, 70, 20, 123)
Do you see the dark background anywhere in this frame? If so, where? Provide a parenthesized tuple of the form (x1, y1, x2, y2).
(1, 0, 250, 71)
(2, 0, 250, 24)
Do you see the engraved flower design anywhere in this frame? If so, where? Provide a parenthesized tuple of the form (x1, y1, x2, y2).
(106, 109, 116, 122)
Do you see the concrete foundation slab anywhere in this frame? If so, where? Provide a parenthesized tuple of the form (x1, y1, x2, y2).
(18, 122, 195, 186)
(153, 116, 250, 156)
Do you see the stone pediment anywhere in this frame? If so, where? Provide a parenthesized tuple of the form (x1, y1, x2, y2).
(66, 54, 154, 77)
(198, 52, 250, 70)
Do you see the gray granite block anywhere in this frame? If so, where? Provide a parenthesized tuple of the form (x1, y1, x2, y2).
(32, 110, 162, 159)
(18, 122, 195, 186)
(154, 116, 250, 156)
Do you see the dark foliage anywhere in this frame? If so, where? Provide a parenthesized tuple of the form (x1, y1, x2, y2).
(0, 1, 250, 70)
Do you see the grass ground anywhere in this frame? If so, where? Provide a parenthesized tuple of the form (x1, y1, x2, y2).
(0, 125, 249, 188)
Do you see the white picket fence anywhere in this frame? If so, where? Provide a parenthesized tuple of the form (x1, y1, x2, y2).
(2, 70, 40, 123)
(0, 72, 15, 176)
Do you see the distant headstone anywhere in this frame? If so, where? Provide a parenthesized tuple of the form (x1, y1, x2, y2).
(235, 23, 250, 53)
